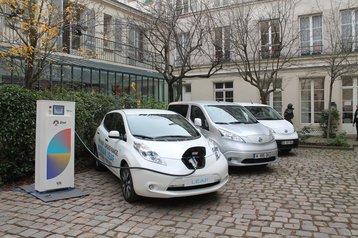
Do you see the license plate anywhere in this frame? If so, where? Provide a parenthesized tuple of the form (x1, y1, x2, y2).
(253, 152, 272, 159)
(282, 140, 294, 145)
(184, 175, 217, 187)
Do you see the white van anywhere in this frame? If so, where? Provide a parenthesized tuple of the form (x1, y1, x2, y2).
(168, 101, 278, 167)
(237, 102, 298, 153)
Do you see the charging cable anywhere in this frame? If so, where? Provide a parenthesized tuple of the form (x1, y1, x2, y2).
(75, 131, 197, 177)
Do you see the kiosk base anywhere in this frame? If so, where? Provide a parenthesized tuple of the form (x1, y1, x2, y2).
(20, 184, 88, 202)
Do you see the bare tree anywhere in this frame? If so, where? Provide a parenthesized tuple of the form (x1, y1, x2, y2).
(228, 0, 300, 104)
(318, 0, 358, 138)
(0, 0, 100, 88)
(131, 0, 223, 102)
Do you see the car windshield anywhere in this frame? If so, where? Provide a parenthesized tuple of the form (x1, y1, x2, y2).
(205, 105, 258, 124)
(127, 114, 201, 141)
(245, 106, 283, 120)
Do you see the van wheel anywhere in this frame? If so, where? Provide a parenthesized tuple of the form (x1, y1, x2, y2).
(93, 146, 106, 171)
(120, 162, 139, 203)
(280, 149, 291, 154)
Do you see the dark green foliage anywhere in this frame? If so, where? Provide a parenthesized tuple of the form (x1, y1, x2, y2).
(0, 86, 39, 185)
(0, 86, 167, 185)
(319, 108, 340, 138)
(326, 132, 349, 147)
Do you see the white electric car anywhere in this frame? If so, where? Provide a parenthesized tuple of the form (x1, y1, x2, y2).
(93, 109, 228, 202)
(237, 102, 299, 153)
(168, 101, 278, 167)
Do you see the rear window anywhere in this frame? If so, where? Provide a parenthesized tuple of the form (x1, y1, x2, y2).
(168, 104, 189, 117)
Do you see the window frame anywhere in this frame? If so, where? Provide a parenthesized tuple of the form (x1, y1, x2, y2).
(299, 14, 323, 55)
(214, 82, 234, 102)
(300, 78, 325, 124)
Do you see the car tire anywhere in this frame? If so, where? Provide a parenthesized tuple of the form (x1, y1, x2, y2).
(120, 162, 139, 203)
(280, 149, 292, 154)
(93, 145, 106, 171)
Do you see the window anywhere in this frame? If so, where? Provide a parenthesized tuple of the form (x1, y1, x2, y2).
(175, 32, 189, 66)
(115, 18, 122, 51)
(300, 78, 324, 123)
(213, 0, 230, 8)
(128, 25, 144, 64)
(190, 106, 209, 130)
(300, 15, 322, 55)
(341, 9, 358, 52)
(260, 19, 280, 58)
(341, 76, 358, 124)
(267, 79, 282, 115)
(103, 14, 112, 49)
(214, 82, 233, 102)
(176, 0, 196, 14)
(214, 26, 231, 62)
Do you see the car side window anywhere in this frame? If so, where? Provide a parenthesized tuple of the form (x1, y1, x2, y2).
(103, 113, 113, 131)
(168, 104, 188, 117)
(190, 106, 209, 130)
(112, 113, 126, 140)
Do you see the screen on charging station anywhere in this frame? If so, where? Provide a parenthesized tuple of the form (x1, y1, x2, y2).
(53, 105, 65, 115)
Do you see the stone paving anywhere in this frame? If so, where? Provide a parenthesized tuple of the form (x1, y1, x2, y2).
(1, 148, 358, 238)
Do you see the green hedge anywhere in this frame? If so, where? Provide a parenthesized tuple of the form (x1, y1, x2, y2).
(0, 86, 167, 185)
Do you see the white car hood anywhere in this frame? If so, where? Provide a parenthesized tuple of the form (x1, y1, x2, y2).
(219, 123, 273, 143)
(258, 119, 295, 134)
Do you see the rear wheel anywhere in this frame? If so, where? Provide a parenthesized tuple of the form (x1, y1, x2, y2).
(120, 162, 139, 203)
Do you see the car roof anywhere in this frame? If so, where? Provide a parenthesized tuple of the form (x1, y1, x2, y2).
(236, 102, 271, 107)
(109, 109, 177, 115)
(169, 100, 238, 106)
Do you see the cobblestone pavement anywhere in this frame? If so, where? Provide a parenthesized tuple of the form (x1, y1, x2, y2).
(1, 148, 358, 238)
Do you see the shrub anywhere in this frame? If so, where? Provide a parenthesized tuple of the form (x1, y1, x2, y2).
(326, 132, 349, 147)
(319, 108, 340, 138)
(0, 86, 39, 185)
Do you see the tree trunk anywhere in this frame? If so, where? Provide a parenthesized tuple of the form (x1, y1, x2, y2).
(24, 62, 34, 89)
(168, 83, 175, 103)
(260, 90, 268, 105)
(326, 82, 333, 138)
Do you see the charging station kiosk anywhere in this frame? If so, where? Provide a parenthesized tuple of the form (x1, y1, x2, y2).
(35, 100, 75, 192)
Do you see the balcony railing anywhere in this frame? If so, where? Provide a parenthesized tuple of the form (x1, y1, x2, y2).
(64, 33, 160, 70)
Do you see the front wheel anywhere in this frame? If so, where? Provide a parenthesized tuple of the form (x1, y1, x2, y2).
(120, 162, 139, 203)
(93, 145, 106, 171)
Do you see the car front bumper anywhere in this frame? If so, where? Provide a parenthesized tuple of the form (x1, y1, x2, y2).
(129, 154, 229, 198)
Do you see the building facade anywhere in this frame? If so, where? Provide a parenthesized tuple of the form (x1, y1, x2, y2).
(1, 0, 358, 134)
(173, 0, 358, 135)
(0, 0, 168, 101)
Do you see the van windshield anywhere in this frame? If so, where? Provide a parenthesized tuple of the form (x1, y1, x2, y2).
(245, 106, 283, 120)
(205, 105, 258, 124)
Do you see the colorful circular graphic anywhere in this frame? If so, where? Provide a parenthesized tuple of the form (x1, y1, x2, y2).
(47, 129, 71, 179)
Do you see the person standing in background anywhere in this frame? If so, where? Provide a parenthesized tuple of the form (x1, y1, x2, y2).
(353, 104, 358, 141)
(284, 103, 294, 124)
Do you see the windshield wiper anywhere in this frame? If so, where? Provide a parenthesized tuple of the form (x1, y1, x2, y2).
(154, 135, 193, 139)
(133, 134, 155, 140)
(214, 122, 229, 124)
(229, 121, 245, 124)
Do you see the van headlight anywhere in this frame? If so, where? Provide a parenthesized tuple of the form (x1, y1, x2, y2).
(208, 139, 221, 160)
(133, 142, 166, 165)
(218, 128, 245, 143)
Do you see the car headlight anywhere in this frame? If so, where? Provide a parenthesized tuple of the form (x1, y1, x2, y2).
(133, 142, 166, 166)
(218, 128, 245, 143)
(208, 139, 221, 160)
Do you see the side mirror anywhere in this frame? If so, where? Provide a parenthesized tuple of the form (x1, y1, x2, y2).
(108, 130, 120, 139)
(194, 118, 202, 127)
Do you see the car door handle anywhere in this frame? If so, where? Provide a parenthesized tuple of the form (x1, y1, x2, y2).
(97, 131, 100, 135)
